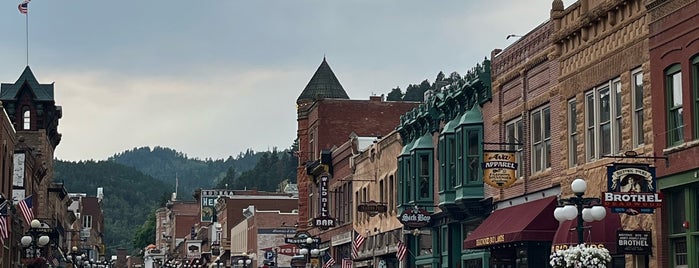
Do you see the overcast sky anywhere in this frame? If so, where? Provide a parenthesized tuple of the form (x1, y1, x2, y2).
(0, 1, 561, 162)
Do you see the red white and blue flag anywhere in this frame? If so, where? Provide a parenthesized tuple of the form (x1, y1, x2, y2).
(341, 259, 352, 268)
(351, 231, 365, 259)
(322, 251, 336, 268)
(19, 196, 33, 225)
(0, 202, 8, 245)
(18, 0, 29, 14)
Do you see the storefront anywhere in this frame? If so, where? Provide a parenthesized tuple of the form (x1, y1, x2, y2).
(463, 196, 558, 267)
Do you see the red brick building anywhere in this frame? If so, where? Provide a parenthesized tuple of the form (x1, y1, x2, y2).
(648, 0, 699, 267)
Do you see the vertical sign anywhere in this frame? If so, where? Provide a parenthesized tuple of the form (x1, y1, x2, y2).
(13, 153, 25, 187)
(201, 196, 216, 222)
(482, 150, 517, 188)
(313, 173, 335, 230)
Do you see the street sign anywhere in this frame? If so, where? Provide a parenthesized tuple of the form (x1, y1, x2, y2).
(264, 251, 275, 260)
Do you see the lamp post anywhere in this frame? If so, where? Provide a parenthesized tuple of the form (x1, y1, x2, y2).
(68, 246, 84, 268)
(553, 178, 607, 244)
(298, 238, 320, 268)
(21, 219, 51, 259)
(214, 258, 223, 268)
(236, 253, 251, 268)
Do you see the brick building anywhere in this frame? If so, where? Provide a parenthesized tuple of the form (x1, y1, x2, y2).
(647, 0, 699, 267)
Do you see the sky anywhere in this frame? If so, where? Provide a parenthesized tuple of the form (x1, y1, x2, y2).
(0, 1, 563, 162)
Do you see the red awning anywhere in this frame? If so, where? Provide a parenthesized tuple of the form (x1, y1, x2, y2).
(552, 207, 621, 253)
(463, 196, 559, 249)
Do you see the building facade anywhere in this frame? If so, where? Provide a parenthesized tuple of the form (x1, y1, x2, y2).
(647, 0, 699, 267)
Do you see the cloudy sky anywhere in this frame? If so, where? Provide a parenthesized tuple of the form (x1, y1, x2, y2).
(0, 1, 560, 162)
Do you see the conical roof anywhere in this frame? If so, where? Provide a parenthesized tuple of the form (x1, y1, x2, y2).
(0, 66, 55, 101)
(297, 57, 349, 103)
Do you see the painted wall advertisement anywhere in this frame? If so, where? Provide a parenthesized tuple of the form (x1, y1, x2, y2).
(200, 196, 216, 222)
(257, 228, 297, 267)
(482, 150, 517, 189)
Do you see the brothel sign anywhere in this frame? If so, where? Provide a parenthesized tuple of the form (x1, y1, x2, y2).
(603, 164, 662, 215)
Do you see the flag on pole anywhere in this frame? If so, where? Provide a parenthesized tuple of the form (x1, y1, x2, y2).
(18, 0, 29, 14)
(322, 251, 336, 268)
(0, 202, 9, 245)
(396, 240, 408, 262)
(19, 195, 33, 225)
(351, 231, 366, 259)
(341, 259, 352, 268)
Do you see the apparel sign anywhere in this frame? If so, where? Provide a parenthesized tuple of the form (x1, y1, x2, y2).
(398, 207, 431, 228)
(482, 151, 518, 189)
(617, 230, 652, 254)
(603, 164, 661, 215)
(313, 174, 335, 230)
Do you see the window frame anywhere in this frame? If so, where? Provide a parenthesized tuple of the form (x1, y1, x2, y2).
(505, 118, 523, 178)
(530, 105, 551, 173)
(83, 215, 93, 229)
(568, 98, 578, 167)
(632, 69, 645, 147)
(666, 64, 684, 146)
(22, 107, 30, 130)
(692, 56, 699, 140)
(585, 78, 623, 161)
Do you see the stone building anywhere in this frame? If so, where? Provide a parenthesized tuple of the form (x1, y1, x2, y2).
(647, 0, 699, 267)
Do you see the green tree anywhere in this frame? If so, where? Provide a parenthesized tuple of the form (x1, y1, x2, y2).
(132, 211, 157, 253)
(386, 86, 403, 101)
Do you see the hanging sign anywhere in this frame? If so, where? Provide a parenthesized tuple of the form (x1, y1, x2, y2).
(313, 174, 335, 230)
(482, 150, 518, 189)
(603, 164, 661, 215)
(398, 207, 431, 228)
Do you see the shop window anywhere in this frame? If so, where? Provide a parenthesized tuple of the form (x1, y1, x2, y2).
(670, 190, 686, 234)
(531, 105, 551, 172)
(672, 239, 688, 267)
(666, 64, 684, 146)
(632, 69, 645, 146)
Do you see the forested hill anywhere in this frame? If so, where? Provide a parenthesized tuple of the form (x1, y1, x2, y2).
(107, 146, 262, 199)
(54, 160, 171, 255)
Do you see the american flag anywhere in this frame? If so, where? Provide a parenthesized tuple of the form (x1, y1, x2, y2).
(322, 251, 336, 268)
(341, 258, 352, 268)
(18, 0, 29, 14)
(351, 231, 365, 259)
(19, 196, 33, 225)
(0, 202, 8, 245)
(396, 240, 408, 262)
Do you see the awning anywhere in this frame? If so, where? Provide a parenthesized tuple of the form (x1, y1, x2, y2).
(552, 207, 621, 253)
(464, 196, 559, 249)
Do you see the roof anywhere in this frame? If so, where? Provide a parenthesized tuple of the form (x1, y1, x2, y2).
(0, 66, 55, 101)
(296, 57, 349, 103)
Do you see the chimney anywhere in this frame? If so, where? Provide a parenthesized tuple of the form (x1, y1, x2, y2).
(369, 95, 384, 102)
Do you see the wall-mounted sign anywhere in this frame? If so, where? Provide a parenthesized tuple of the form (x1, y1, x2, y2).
(186, 240, 202, 259)
(285, 232, 320, 247)
(617, 230, 652, 254)
(357, 201, 387, 217)
(13, 153, 25, 187)
(313, 174, 335, 230)
(603, 164, 661, 215)
(398, 207, 431, 228)
(200, 196, 216, 222)
(482, 151, 518, 189)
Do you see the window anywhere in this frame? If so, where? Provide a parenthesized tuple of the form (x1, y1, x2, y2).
(666, 64, 684, 146)
(585, 79, 622, 161)
(632, 70, 645, 146)
(419, 155, 430, 198)
(448, 138, 456, 188)
(83, 215, 92, 229)
(692, 56, 699, 139)
(506, 118, 523, 178)
(22, 107, 30, 130)
(568, 99, 578, 167)
(672, 239, 688, 267)
(388, 175, 394, 213)
(379, 179, 384, 204)
(531, 105, 551, 173)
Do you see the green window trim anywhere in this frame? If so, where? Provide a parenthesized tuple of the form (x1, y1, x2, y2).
(693, 55, 699, 140)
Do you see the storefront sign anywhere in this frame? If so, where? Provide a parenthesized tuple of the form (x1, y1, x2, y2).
(475, 235, 504, 246)
(186, 240, 202, 259)
(482, 151, 518, 189)
(285, 232, 320, 246)
(552, 244, 606, 252)
(357, 201, 387, 217)
(331, 231, 353, 246)
(398, 207, 431, 228)
(617, 230, 652, 254)
(313, 174, 335, 230)
(603, 164, 660, 214)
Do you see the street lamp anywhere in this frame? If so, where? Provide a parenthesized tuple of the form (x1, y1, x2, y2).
(68, 246, 84, 268)
(553, 178, 607, 244)
(299, 237, 320, 268)
(21, 219, 51, 259)
(236, 253, 251, 268)
(214, 258, 224, 268)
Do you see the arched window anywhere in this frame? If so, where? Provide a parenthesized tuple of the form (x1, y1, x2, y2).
(22, 107, 31, 130)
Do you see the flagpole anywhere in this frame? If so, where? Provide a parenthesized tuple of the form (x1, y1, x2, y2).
(25, 2, 29, 66)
